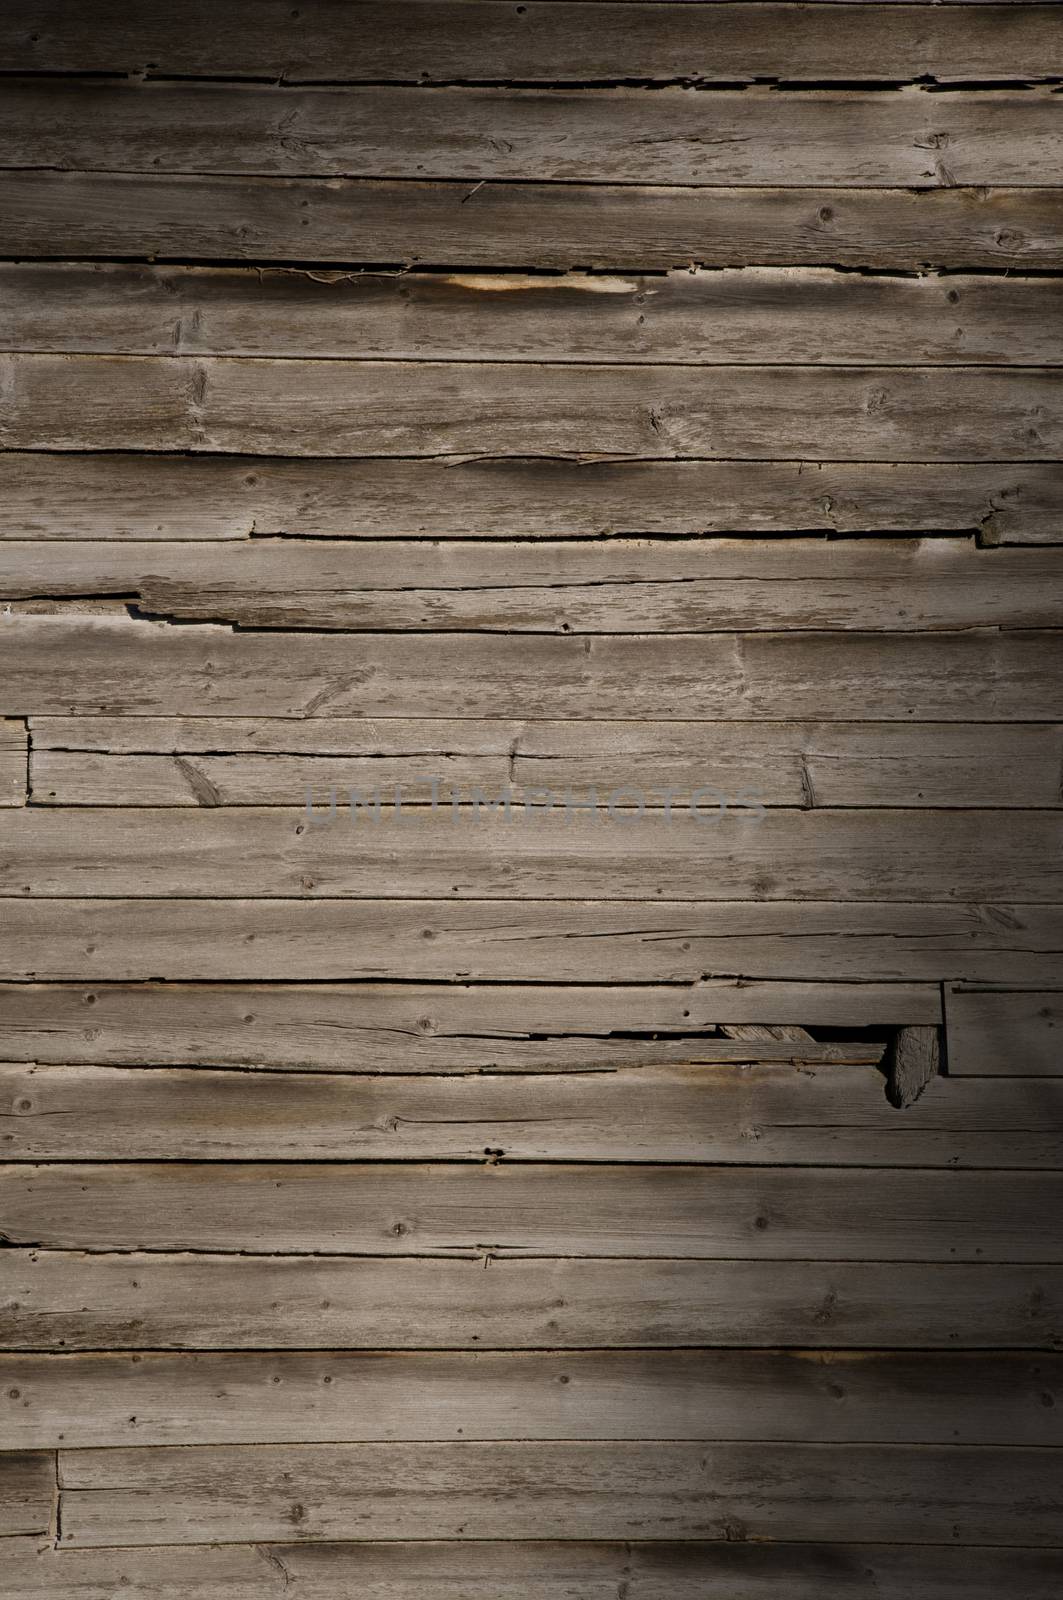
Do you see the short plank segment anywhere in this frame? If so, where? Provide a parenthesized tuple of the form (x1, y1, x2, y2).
(4, 1164, 1061, 1259)
(946, 987, 1063, 1075)
(6, 1351, 1061, 1450)
(0, 1451, 52, 1536)
(6, 264, 1062, 366)
(55, 1441, 1063, 1546)
(888, 1025, 942, 1108)
(4, 174, 1060, 270)
(4, 455, 1060, 542)
(0, 719, 26, 806)
(4, 1252, 1058, 1352)
(6, 1539, 1063, 1600)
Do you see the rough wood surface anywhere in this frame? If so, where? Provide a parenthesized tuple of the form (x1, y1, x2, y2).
(946, 987, 1063, 1076)
(5, 1163, 1061, 1259)
(3, 455, 1059, 542)
(7, 537, 1062, 632)
(4, 1251, 1057, 1352)
(4, 173, 1060, 269)
(4, 3, 1060, 82)
(0, 1451, 53, 1536)
(4, 355, 1060, 460)
(55, 1440, 1063, 1546)
(6, 264, 1061, 366)
(7, 1351, 1061, 1450)
(3, 82, 1058, 187)
(0, 719, 26, 807)
(888, 1024, 942, 1108)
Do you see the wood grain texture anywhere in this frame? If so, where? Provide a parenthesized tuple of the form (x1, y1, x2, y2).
(4, 3, 1060, 82)
(8, 537, 1062, 632)
(5, 1251, 1058, 1352)
(5, 263, 1061, 365)
(1, 806, 1056, 902)
(5, 1163, 1061, 1258)
(6, 615, 1060, 721)
(4, 455, 1059, 541)
(3, 898, 1058, 983)
(0, 1451, 52, 1536)
(11, 1063, 1059, 1168)
(3, 81, 1058, 187)
(7, 1539, 1063, 1600)
(0, 979, 938, 1070)
(0, 719, 26, 807)
(28, 718, 1063, 809)
(7, 1351, 1062, 1450)
(55, 1440, 1063, 1546)
(4, 355, 1060, 460)
(4, 173, 1060, 269)
(946, 987, 1063, 1076)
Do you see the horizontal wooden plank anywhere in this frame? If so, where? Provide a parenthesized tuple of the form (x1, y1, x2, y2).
(4, 174, 1060, 270)
(13, 1064, 1063, 1168)
(8, 537, 1063, 632)
(7, 1540, 1063, 1600)
(0, 1450, 52, 1537)
(7, 1351, 1061, 1450)
(5, 616, 1060, 721)
(4, 3, 1060, 83)
(3, 898, 1058, 983)
(4, 455, 1060, 541)
(5, 1251, 1057, 1352)
(1, 806, 1056, 901)
(6, 264, 1061, 366)
(55, 1440, 1063, 1545)
(3, 82, 1058, 187)
(5, 356, 1060, 460)
(0, 979, 939, 1069)
(0, 717, 25, 806)
(5, 1163, 1062, 1258)
(946, 987, 1063, 1075)
(28, 718, 1063, 810)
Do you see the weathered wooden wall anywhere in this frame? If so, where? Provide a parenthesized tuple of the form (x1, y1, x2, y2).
(0, 2, 1061, 1594)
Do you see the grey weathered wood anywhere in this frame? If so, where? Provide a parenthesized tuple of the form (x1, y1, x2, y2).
(3, 455, 1059, 542)
(0, 979, 938, 1069)
(5, 1163, 1062, 1259)
(4, 355, 1060, 460)
(1, 805, 1057, 902)
(887, 1024, 941, 1108)
(7, 1350, 1061, 1450)
(946, 988, 1063, 1076)
(7, 537, 1063, 632)
(0, 1451, 52, 1536)
(3, 3, 1059, 83)
(28, 719, 1063, 810)
(6, 264, 1061, 366)
(3, 898, 1059, 983)
(5, 615, 1060, 721)
(0, 718, 25, 806)
(4, 174, 1060, 269)
(4, 1251, 1057, 1352)
(2, 82, 1058, 187)
(7, 1539, 1063, 1600)
(55, 1440, 1063, 1546)
(8, 1063, 1063, 1168)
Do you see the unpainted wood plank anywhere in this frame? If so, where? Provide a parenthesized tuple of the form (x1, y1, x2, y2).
(4, 1251, 1058, 1352)
(0, 978, 938, 1069)
(17, 1063, 1063, 1168)
(3, 455, 1059, 541)
(3, 3, 1060, 83)
(5, 355, 1061, 460)
(27, 719, 1063, 809)
(55, 1440, 1063, 1546)
(7, 1539, 1063, 1600)
(1, 805, 1057, 902)
(946, 988, 1063, 1076)
(2, 898, 1058, 983)
(5, 1163, 1062, 1259)
(7, 1350, 1062, 1450)
(887, 1023, 941, 1107)
(4, 174, 1060, 270)
(0, 1450, 52, 1536)
(6, 264, 1062, 366)
(5, 615, 1060, 721)
(2, 82, 1058, 187)
(0, 718, 26, 806)
(8, 537, 1063, 632)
